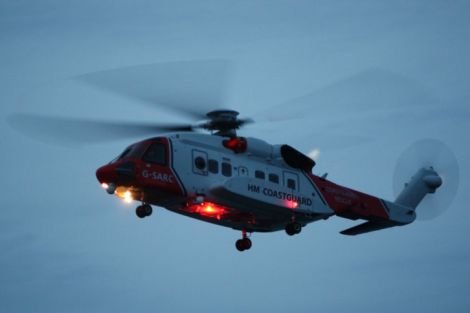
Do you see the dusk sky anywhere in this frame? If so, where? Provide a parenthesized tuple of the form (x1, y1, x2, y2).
(1, 1, 469, 312)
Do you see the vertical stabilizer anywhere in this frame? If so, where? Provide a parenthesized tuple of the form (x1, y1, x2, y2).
(394, 167, 442, 209)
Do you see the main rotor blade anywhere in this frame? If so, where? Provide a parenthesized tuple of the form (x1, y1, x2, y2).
(76, 59, 232, 120)
(262, 68, 437, 123)
(8, 113, 193, 145)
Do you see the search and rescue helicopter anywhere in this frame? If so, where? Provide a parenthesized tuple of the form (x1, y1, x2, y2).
(9, 60, 459, 251)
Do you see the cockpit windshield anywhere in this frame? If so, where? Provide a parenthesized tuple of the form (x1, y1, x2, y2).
(110, 145, 134, 163)
(109, 140, 166, 164)
(142, 143, 166, 165)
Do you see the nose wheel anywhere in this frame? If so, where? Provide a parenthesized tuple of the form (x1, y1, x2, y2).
(235, 229, 252, 252)
(136, 204, 153, 218)
(285, 222, 302, 236)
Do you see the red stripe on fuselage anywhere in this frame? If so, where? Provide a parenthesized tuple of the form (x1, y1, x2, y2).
(166, 137, 186, 196)
(308, 174, 389, 220)
(133, 137, 185, 197)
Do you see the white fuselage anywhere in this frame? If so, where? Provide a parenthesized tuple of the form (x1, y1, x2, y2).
(169, 133, 333, 231)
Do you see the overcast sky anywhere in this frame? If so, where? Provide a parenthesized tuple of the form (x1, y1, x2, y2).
(1, 1, 470, 312)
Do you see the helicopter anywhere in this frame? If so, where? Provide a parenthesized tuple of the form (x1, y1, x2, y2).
(9, 60, 459, 252)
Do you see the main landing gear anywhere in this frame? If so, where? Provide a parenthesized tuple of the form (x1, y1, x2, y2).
(136, 204, 153, 218)
(235, 229, 252, 252)
(285, 222, 302, 236)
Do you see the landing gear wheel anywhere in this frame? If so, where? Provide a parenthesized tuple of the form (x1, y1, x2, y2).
(142, 204, 153, 216)
(242, 237, 252, 250)
(236, 239, 245, 251)
(235, 238, 252, 252)
(136, 204, 153, 218)
(285, 222, 302, 236)
(136, 205, 146, 218)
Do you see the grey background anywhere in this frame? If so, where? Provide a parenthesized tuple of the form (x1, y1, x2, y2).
(1, 1, 469, 312)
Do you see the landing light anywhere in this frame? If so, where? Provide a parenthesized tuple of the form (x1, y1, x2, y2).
(123, 191, 133, 203)
(101, 182, 116, 194)
(115, 187, 134, 204)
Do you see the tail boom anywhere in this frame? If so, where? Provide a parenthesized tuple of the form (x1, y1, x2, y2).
(310, 175, 416, 235)
(336, 167, 442, 236)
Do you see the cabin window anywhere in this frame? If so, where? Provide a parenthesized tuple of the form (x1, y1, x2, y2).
(255, 170, 265, 180)
(221, 162, 232, 177)
(208, 159, 219, 174)
(283, 171, 299, 191)
(194, 156, 206, 170)
(287, 178, 296, 190)
(269, 173, 279, 184)
(192, 150, 208, 176)
(143, 143, 166, 165)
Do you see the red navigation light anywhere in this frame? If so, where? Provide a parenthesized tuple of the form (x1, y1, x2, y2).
(284, 200, 299, 209)
(223, 137, 247, 153)
(203, 204, 216, 214)
(188, 202, 227, 220)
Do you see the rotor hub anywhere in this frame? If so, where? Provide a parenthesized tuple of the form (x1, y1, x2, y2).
(203, 110, 245, 136)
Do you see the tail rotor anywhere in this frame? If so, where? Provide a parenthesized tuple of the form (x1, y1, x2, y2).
(393, 139, 459, 220)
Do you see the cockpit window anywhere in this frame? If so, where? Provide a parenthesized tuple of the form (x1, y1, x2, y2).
(143, 143, 166, 165)
(110, 146, 133, 163)
(119, 147, 132, 159)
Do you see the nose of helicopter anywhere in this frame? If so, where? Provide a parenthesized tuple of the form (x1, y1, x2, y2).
(96, 164, 117, 184)
(96, 164, 119, 195)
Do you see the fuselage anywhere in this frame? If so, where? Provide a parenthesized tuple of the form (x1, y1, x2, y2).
(96, 133, 415, 234)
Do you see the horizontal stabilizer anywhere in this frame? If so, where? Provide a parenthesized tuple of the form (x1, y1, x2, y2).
(340, 221, 397, 236)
